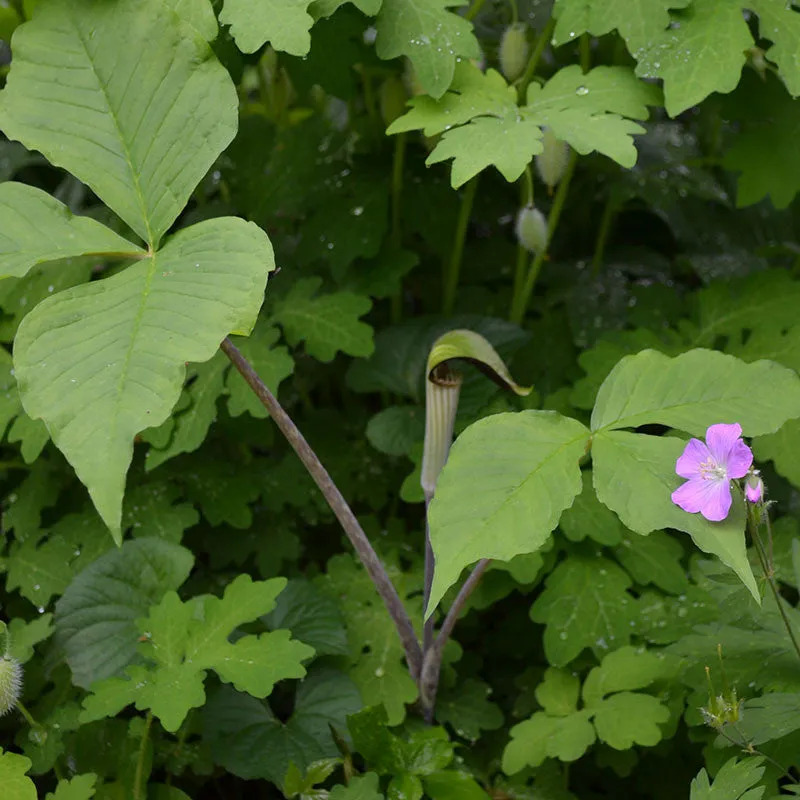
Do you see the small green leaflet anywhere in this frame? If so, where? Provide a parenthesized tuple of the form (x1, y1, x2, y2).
(392, 62, 660, 186)
(689, 756, 765, 800)
(552, 0, 691, 52)
(0, 749, 36, 800)
(272, 278, 374, 362)
(374, 0, 480, 99)
(329, 773, 384, 800)
(427, 411, 589, 616)
(80, 575, 313, 732)
(219, 0, 315, 56)
(45, 774, 98, 800)
(636, 0, 800, 116)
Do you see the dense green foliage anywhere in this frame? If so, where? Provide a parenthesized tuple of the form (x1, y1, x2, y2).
(2, 0, 800, 798)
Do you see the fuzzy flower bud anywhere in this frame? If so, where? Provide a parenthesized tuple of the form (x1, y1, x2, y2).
(515, 205, 548, 254)
(745, 471, 764, 504)
(535, 127, 571, 192)
(0, 655, 23, 716)
(499, 24, 529, 82)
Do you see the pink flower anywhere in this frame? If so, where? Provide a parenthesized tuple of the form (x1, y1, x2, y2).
(745, 472, 764, 504)
(671, 423, 753, 522)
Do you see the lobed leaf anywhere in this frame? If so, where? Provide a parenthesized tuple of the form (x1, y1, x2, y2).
(220, 0, 315, 56)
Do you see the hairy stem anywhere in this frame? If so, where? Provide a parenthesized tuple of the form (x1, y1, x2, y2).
(419, 558, 491, 721)
(134, 712, 153, 800)
(749, 509, 800, 664)
(221, 338, 423, 679)
(509, 150, 577, 324)
(517, 18, 555, 102)
(443, 176, 478, 316)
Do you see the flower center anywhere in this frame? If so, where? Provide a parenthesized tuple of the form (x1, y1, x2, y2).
(698, 457, 726, 481)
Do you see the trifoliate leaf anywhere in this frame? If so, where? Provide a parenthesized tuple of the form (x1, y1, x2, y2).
(146, 354, 228, 471)
(329, 773, 384, 800)
(428, 411, 589, 616)
(264, 578, 350, 657)
(591, 692, 668, 749)
(552, 0, 691, 52)
(81, 575, 313, 732)
(559, 470, 624, 545)
(613, 530, 688, 594)
(503, 711, 596, 773)
(219, 0, 315, 56)
(374, 0, 480, 99)
(272, 278, 374, 362)
(0, 750, 36, 800)
(45, 773, 97, 800)
(203, 667, 362, 785)
(591, 348, 800, 436)
(689, 756, 766, 800)
(592, 431, 757, 600)
(0, 183, 142, 279)
(55, 538, 194, 689)
(724, 90, 800, 209)
(226, 323, 294, 419)
(530, 555, 634, 666)
(0, 0, 237, 248)
(434, 679, 503, 741)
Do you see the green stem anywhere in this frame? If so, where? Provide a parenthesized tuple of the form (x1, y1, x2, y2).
(464, 0, 487, 19)
(579, 33, 591, 73)
(16, 700, 37, 728)
(443, 176, 478, 316)
(749, 509, 800, 664)
(508, 0, 518, 24)
(521, 164, 534, 206)
(133, 713, 153, 800)
(592, 197, 617, 273)
(390, 132, 407, 323)
(517, 18, 555, 102)
(509, 151, 577, 324)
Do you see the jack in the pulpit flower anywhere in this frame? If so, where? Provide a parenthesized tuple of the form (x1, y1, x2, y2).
(671, 423, 753, 522)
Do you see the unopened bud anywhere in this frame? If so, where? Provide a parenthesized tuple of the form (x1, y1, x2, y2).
(515, 205, 548, 254)
(0, 656, 23, 716)
(536, 128, 571, 192)
(745, 472, 764, 504)
(499, 24, 529, 82)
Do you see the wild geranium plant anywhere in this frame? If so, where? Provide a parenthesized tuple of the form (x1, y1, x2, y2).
(3, 0, 800, 798)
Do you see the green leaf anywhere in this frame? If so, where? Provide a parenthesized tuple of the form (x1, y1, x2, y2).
(592, 430, 758, 600)
(559, 470, 624, 546)
(7, 614, 54, 663)
(374, 0, 480, 99)
(82, 575, 313, 732)
(226, 322, 294, 419)
(203, 667, 362, 785)
(724, 91, 800, 210)
(427, 411, 589, 616)
(733, 693, 800, 745)
(0, 183, 143, 278)
(754, 418, 800, 489)
(166, 0, 218, 40)
(219, 0, 315, 56)
(535, 668, 581, 716)
(264, 578, 350, 657)
(145, 354, 228, 471)
(15, 217, 274, 537)
(689, 757, 766, 800)
(613, 530, 688, 594)
(45, 774, 97, 800)
(434, 678, 503, 741)
(423, 771, 490, 800)
(582, 645, 677, 707)
(552, 0, 691, 52)
(0, 750, 36, 800)
(502, 711, 596, 773)
(0, 0, 238, 247)
(635, 0, 751, 116)
(591, 348, 800, 436)
(366, 406, 425, 457)
(55, 538, 194, 689)
(122, 483, 199, 543)
(530, 555, 634, 666)
(329, 773, 384, 800)
(747, 0, 800, 96)
(272, 278, 374, 363)
(591, 692, 668, 749)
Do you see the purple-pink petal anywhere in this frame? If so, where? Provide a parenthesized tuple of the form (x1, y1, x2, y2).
(675, 438, 710, 479)
(726, 439, 753, 480)
(745, 481, 762, 503)
(671, 477, 733, 522)
(705, 423, 743, 467)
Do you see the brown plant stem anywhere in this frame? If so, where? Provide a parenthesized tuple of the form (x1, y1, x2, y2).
(419, 558, 491, 721)
(220, 337, 423, 679)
